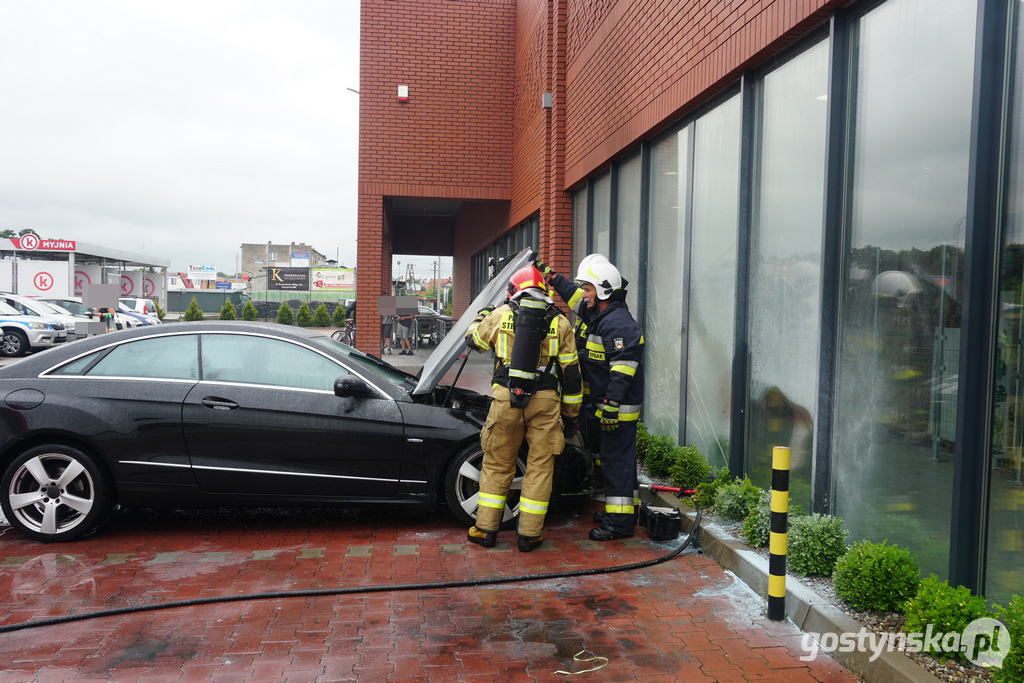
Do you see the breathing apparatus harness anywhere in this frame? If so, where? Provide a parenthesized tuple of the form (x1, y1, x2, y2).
(502, 295, 561, 409)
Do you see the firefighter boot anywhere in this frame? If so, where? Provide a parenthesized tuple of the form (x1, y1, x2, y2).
(517, 534, 543, 552)
(589, 513, 634, 541)
(467, 526, 498, 548)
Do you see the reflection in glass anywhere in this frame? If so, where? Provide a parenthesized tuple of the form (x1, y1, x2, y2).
(686, 95, 741, 469)
(572, 187, 588, 275)
(593, 174, 611, 259)
(746, 40, 829, 512)
(616, 154, 642, 312)
(987, 0, 1024, 605)
(832, 0, 976, 580)
(644, 128, 688, 440)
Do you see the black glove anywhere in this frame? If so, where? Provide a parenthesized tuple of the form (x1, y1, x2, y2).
(534, 259, 555, 281)
(562, 415, 578, 438)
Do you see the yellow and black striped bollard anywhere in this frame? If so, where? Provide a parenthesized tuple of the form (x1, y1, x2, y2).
(768, 445, 789, 621)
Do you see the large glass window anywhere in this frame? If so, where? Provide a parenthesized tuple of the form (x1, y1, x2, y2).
(685, 95, 741, 469)
(615, 154, 642, 312)
(987, 0, 1024, 605)
(592, 173, 611, 258)
(832, 0, 976, 579)
(645, 127, 689, 440)
(745, 40, 829, 512)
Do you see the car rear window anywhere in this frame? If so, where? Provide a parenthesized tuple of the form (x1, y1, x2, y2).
(86, 335, 199, 380)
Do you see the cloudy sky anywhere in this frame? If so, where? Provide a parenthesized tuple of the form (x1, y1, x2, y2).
(0, 0, 365, 275)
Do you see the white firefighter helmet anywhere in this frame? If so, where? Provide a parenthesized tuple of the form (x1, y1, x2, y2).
(575, 258, 622, 300)
(873, 270, 922, 308)
(576, 253, 610, 280)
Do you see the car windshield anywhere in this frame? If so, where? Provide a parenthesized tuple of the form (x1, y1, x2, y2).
(34, 300, 72, 316)
(309, 336, 416, 388)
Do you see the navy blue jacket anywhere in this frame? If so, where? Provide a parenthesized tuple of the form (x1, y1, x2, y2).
(550, 273, 645, 421)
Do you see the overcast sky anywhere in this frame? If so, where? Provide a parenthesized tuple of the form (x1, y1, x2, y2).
(0, 0, 365, 275)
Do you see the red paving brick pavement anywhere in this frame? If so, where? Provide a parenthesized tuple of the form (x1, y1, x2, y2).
(0, 504, 860, 682)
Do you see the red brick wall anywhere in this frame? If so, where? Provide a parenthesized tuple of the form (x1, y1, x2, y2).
(562, 0, 844, 187)
(452, 201, 510, 317)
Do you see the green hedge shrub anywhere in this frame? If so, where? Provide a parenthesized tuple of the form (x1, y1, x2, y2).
(741, 491, 807, 548)
(788, 514, 846, 576)
(833, 540, 919, 612)
(241, 301, 258, 321)
(712, 475, 762, 521)
(693, 466, 730, 510)
(636, 422, 651, 464)
(154, 300, 166, 320)
(313, 303, 331, 327)
(994, 595, 1024, 683)
(902, 575, 989, 661)
(276, 302, 294, 325)
(668, 444, 711, 490)
(332, 303, 348, 327)
(182, 296, 203, 322)
(644, 433, 678, 478)
(218, 300, 236, 320)
(296, 302, 313, 327)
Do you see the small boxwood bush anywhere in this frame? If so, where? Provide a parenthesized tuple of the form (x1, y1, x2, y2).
(668, 444, 711, 490)
(241, 301, 258, 321)
(994, 595, 1024, 683)
(276, 302, 294, 325)
(644, 433, 678, 478)
(902, 575, 989, 661)
(296, 302, 313, 327)
(833, 540, 919, 612)
(741, 491, 806, 548)
(712, 475, 761, 521)
(313, 303, 331, 327)
(636, 422, 651, 463)
(788, 514, 846, 576)
(218, 300, 236, 320)
(694, 466, 730, 510)
(182, 296, 203, 322)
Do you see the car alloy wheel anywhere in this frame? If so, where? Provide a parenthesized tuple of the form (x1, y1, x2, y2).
(443, 444, 526, 530)
(1, 446, 111, 542)
(0, 329, 27, 357)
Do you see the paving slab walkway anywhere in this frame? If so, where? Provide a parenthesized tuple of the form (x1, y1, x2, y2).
(0, 502, 858, 682)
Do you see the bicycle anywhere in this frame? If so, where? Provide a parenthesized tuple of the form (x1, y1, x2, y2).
(331, 319, 355, 346)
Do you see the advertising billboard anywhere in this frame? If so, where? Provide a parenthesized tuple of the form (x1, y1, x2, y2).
(311, 267, 355, 293)
(268, 267, 309, 291)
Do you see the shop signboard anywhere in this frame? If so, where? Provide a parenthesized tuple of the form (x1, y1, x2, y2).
(311, 267, 355, 294)
(268, 267, 309, 291)
(18, 260, 70, 297)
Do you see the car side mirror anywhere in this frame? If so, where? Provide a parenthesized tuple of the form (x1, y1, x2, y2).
(334, 375, 375, 399)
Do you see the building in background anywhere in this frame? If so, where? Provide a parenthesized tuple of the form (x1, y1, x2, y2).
(356, 0, 1024, 600)
(240, 242, 328, 293)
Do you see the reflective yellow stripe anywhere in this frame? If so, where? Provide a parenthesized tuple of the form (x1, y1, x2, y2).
(520, 497, 548, 515)
(559, 351, 578, 364)
(568, 288, 585, 313)
(508, 369, 536, 379)
(562, 393, 583, 404)
(610, 364, 636, 377)
(478, 492, 506, 509)
(472, 328, 490, 350)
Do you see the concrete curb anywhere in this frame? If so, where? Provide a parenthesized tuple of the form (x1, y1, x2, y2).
(657, 493, 942, 683)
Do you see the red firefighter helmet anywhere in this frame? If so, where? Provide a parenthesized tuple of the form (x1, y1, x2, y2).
(507, 265, 547, 300)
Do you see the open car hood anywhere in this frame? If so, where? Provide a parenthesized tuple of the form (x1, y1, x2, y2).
(412, 248, 534, 395)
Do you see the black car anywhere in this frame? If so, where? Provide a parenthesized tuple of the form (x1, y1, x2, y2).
(0, 251, 591, 542)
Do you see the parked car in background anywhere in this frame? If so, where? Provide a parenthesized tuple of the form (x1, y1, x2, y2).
(117, 303, 160, 327)
(119, 297, 160, 320)
(34, 296, 132, 332)
(414, 305, 452, 347)
(0, 293, 87, 340)
(0, 300, 67, 356)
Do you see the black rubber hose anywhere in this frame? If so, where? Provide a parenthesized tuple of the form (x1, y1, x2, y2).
(0, 506, 701, 634)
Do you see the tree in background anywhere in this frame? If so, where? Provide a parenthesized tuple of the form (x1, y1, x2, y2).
(276, 302, 293, 325)
(296, 302, 313, 327)
(332, 303, 347, 327)
(182, 297, 204, 322)
(218, 300, 236, 320)
(241, 301, 258, 321)
(313, 303, 331, 327)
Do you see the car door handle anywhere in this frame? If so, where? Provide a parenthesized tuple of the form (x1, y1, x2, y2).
(201, 397, 239, 411)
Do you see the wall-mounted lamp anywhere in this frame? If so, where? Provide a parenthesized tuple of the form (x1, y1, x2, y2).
(398, 85, 409, 102)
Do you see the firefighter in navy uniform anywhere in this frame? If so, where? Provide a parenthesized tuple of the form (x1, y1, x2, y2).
(463, 265, 584, 552)
(539, 256, 644, 541)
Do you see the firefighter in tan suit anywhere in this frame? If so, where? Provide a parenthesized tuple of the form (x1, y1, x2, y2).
(464, 265, 584, 552)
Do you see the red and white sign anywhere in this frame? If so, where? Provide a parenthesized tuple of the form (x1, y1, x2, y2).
(119, 271, 142, 297)
(143, 276, 156, 297)
(18, 261, 69, 297)
(11, 236, 75, 251)
(74, 266, 101, 296)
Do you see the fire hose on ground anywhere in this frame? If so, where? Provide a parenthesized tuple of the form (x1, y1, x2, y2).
(0, 486, 702, 634)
